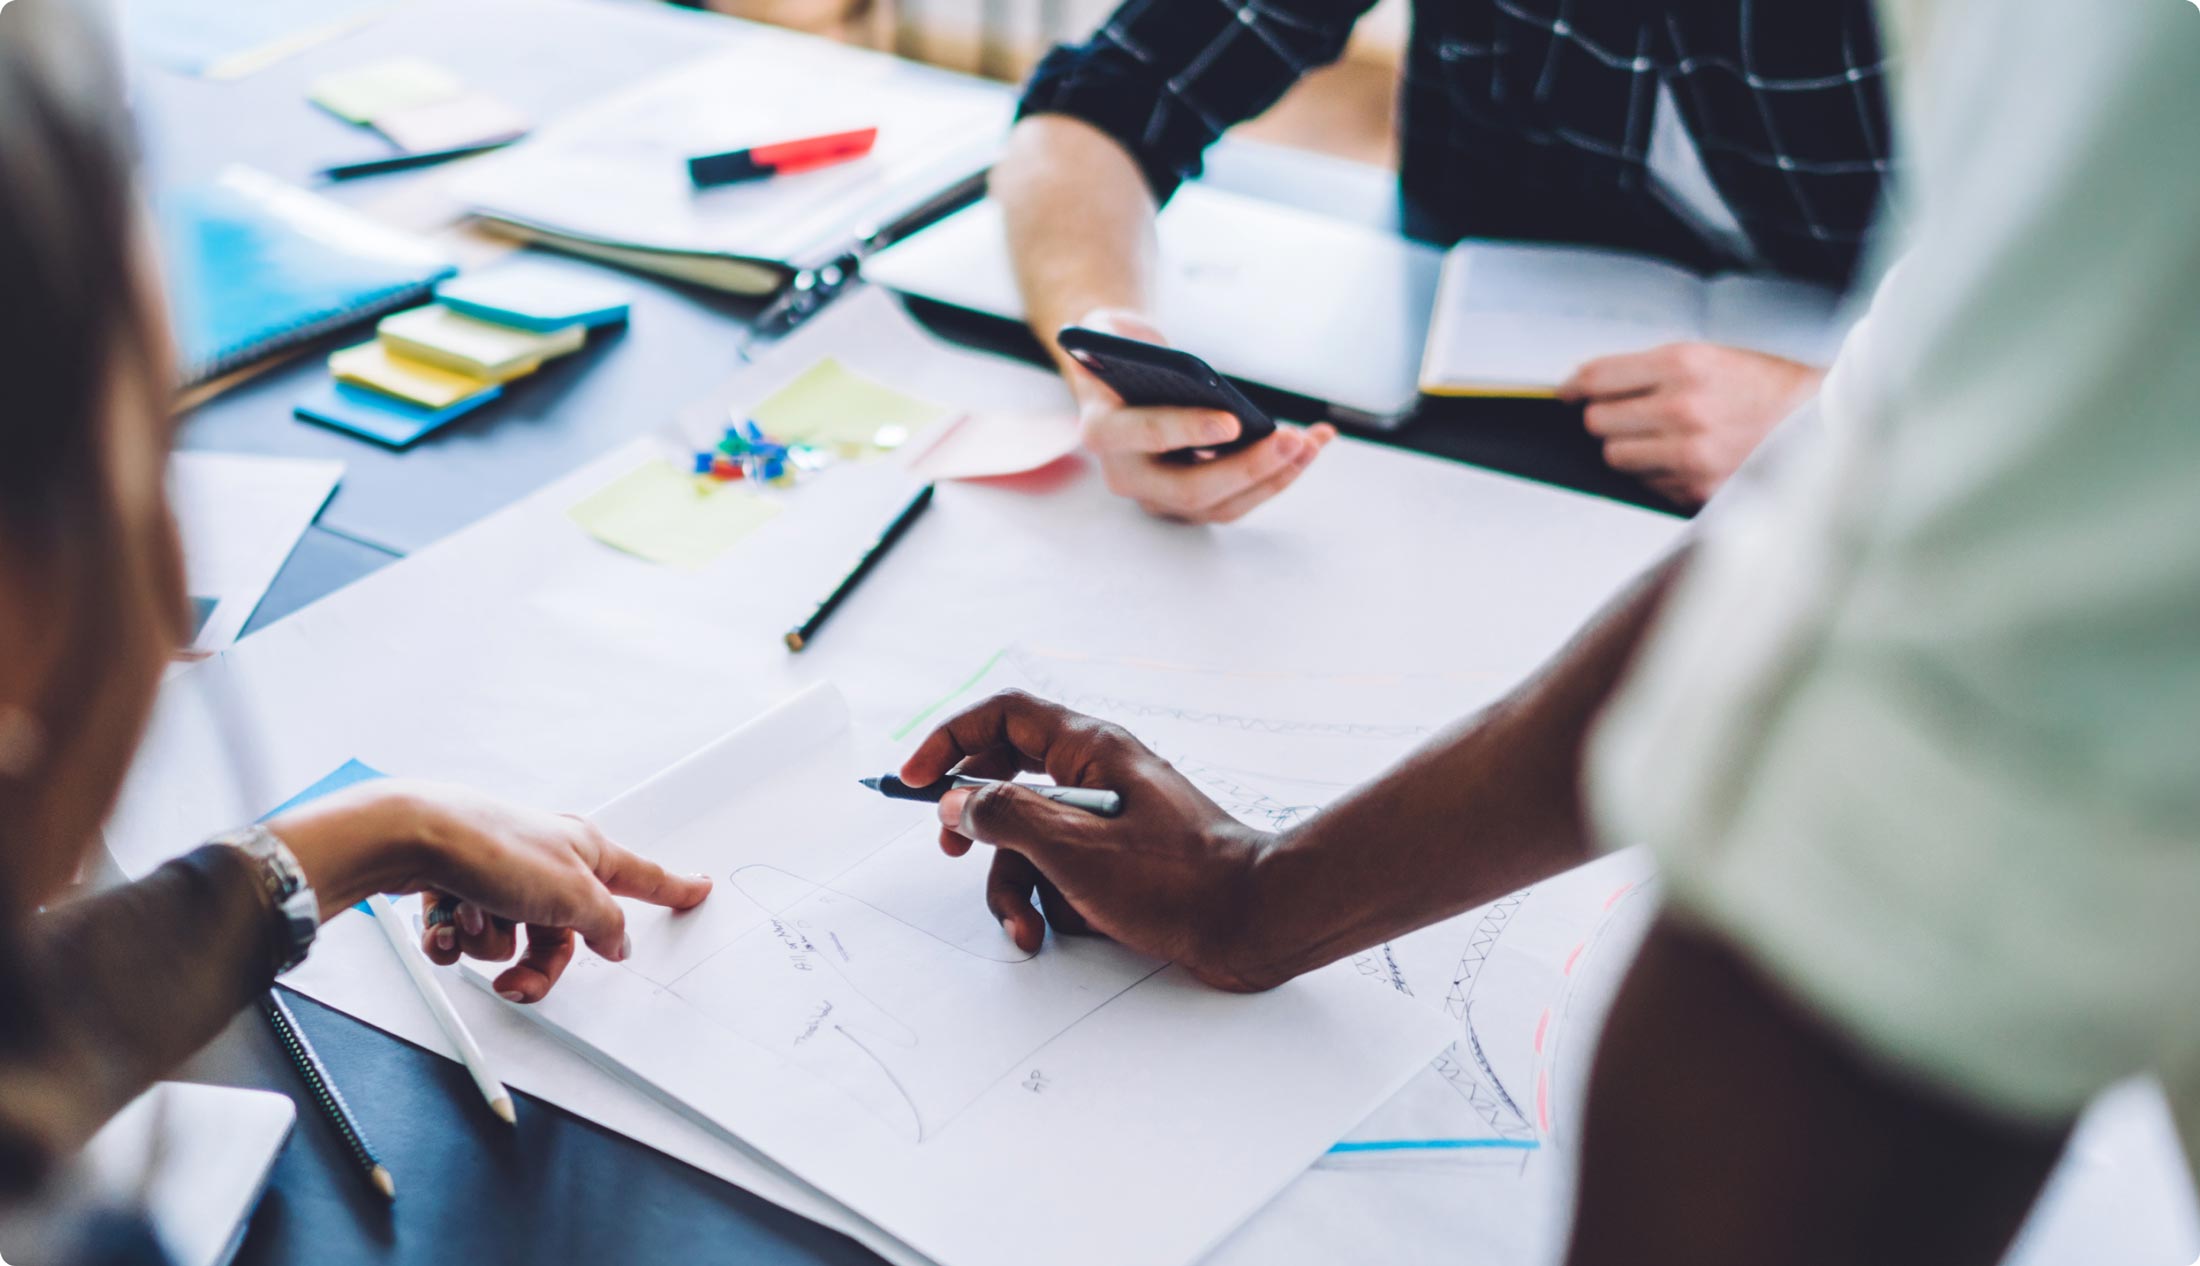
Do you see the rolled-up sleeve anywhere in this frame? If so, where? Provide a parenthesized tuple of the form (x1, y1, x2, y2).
(1018, 0, 1374, 203)
(1588, 0, 2200, 1147)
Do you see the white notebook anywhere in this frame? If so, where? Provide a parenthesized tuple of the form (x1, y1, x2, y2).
(1420, 240, 1849, 397)
(451, 36, 1011, 295)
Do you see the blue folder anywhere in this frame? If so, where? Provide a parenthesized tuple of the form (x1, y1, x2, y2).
(159, 167, 455, 386)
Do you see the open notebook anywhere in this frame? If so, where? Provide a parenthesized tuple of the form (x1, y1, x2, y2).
(450, 35, 1011, 296)
(1420, 240, 1850, 398)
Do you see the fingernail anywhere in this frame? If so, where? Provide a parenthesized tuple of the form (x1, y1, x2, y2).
(618, 934, 633, 961)
(939, 788, 971, 831)
(499, 991, 525, 1004)
(435, 926, 456, 951)
(1001, 917, 1018, 942)
(458, 903, 485, 937)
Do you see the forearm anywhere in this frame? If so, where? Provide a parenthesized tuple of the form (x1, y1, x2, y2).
(1232, 550, 1688, 985)
(992, 114, 1161, 378)
(0, 845, 276, 1189)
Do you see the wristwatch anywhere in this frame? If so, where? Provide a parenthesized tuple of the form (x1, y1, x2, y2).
(214, 823, 320, 975)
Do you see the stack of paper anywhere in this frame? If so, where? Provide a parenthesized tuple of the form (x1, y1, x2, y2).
(299, 261, 631, 446)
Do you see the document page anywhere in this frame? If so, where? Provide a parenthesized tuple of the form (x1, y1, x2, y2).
(475, 680, 1453, 1266)
(1705, 273, 1850, 367)
(1421, 241, 1705, 394)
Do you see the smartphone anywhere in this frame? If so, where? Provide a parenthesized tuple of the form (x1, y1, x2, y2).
(1056, 325, 1277, 460)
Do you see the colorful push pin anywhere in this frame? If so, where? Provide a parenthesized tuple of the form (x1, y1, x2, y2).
(762, 456, 786, 481)
(742, 419, 765, 443)
(693, 451, 714, 475)
(709, 454, 741, 481)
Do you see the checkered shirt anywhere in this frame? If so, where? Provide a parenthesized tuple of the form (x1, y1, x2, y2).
(1020, 0, 1894, 286)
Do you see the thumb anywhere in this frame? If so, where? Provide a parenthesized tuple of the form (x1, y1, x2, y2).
(942, 783, 1086, 862)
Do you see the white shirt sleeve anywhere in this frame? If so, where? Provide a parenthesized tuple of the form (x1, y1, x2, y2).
(1587, 0, 2200, 1142)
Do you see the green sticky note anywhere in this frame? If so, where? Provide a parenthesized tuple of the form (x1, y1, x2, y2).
(309, 58, 464, 125)
(568, 461, 781, 571)
(751, 358, 950, 450)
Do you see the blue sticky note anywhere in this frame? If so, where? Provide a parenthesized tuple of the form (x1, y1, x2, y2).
(294, 378, 500, 448)
(262, 759, 387, 914)
(435, 266, 631, 332)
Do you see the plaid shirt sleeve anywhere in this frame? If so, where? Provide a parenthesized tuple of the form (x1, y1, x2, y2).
(1018, 0, 1380, 203)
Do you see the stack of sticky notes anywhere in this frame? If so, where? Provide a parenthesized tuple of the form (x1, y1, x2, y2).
(308, 57, 532, 157)
(297, 263, 631, 446)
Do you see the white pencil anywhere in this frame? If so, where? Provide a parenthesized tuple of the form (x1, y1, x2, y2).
(366, 894, 517, 1125)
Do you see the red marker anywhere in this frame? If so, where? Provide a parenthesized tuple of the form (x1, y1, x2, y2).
(687, 127, 879, 188)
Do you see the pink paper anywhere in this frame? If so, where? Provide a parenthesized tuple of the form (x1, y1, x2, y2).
(905, 410, 1081, 481)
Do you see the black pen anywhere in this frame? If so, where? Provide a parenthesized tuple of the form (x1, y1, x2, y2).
(784, 484, 933, 651)
(262, 991, 395, 1200)
(318, 139, 516, 182)
(860, 774, 1124, 818)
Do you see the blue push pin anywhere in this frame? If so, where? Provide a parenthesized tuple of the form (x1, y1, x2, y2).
(692, 451, 713, 475)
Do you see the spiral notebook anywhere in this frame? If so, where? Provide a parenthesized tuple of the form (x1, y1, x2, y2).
(158, 166, 455, 387)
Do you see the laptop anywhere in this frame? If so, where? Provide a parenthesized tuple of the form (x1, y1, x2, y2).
(864, 183, 1442, 429)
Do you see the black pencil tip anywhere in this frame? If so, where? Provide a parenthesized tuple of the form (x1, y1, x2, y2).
(858, 776, 882, 790)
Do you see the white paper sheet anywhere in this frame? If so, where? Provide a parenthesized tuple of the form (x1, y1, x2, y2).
(105, 292, 1694, 1261)
(168, 452, 342, 650)
(469, 681, 1449, 1266)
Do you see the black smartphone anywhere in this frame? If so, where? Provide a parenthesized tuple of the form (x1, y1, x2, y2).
(1056, 325, 1277, 460)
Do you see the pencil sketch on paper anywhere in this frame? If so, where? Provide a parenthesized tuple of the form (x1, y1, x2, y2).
(605, 818, 1164, 1143)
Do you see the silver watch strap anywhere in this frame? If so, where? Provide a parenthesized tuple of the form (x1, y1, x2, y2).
(215, 822, 319, 976)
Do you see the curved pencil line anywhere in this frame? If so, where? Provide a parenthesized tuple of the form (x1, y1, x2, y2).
(835, 1024, 925, 1143)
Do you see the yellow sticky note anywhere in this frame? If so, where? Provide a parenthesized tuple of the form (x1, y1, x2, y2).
(751, 358, 950, 451)
(569, 461, 781, 571)
(329, 341, 499, 410)
(309, 58, 464, 125)
(378, 304, 582, 381)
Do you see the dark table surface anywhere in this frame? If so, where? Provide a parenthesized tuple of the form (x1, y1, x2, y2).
(144, 2, 1676, 1261)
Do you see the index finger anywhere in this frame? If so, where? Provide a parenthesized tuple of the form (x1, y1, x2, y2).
(1083, 406, 1241, 457)
(900, 688, 1093, 788)
(591, 834, 713, 910)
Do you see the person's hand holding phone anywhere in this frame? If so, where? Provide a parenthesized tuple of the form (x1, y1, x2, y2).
(1062, 308, 1335, 524)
